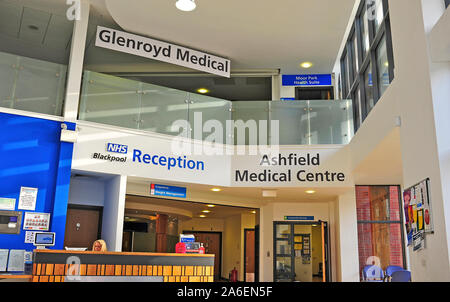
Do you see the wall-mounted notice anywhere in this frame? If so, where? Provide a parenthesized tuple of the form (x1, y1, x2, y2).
(403, 178, 433, 251)
(0, 198, 16, 210)
(23, 212, 50, 231)
(151, 184, 187, 198)
(95, 26, 231, 77)
(18, 187, 38, 211)
(0, 249, 8, 271)
(25, 231, 37, 244)
(7, 249, 25, 272)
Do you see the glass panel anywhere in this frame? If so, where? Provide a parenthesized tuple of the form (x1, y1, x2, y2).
(361, 5, 370, 56)
(276, 240, 291, 255)
(344, 52, 351, 94)
(357, 223, 403, 273)
(271, 101, 309, 145)
(188, 93, 231, 143)
(276, 224, 291, 239)
(376, 35, 390, 97)
(308, 100, 353, 144)
(140, 82, 189, 136)
(364, 63, 374, 114)
(231, 101, 269, 145)
(373, 0, 384, 33)
(13, 55, 66, 116)
(79, 71, 140, 129)
(275, 257, 292, 281)
(353, 33, 359, 74)
(0, 52, 18, 109)
(353, 85, 362, 130)
(0, 51, 66, 116)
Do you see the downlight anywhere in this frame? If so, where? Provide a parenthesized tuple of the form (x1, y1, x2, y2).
(300, 61, 313, 69)
(176, 0, 196, 12)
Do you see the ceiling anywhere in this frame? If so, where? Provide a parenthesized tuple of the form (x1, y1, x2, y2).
(0, 0, 73, 64)
(125, 194, 257, 220)
(98, 0, 356, 75)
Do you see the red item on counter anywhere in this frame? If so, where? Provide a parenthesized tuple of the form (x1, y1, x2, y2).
(175, 242, 186, 253)
(199, 243, 205, 254)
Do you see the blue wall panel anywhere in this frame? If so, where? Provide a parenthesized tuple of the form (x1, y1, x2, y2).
(0, 112, 74, 253)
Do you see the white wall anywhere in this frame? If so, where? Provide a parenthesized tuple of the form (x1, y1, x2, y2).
(101, 175, 127, 251)
(68, 176, 105, 207)
(388, 0, 450, 281)
(335, 190, 359, 281)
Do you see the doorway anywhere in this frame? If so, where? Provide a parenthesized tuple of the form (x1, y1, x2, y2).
(244, 229, 255, 282)
(273, 221, 331, 282)
(295, 86, 334, 100)
(183, 231, 222, 280)
(64, 205, 102, 249)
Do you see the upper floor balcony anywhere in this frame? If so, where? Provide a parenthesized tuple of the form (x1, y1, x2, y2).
(0, 51, 354, 145)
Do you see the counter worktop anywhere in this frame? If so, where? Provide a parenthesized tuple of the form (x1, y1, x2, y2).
(32, 249, 215, 282)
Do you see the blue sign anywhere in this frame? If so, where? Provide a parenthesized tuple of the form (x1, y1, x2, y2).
(284, 216, 315, 221)
(107, 143, 128, 154)
(280, 97, 296, 101)
(151, 184, 186, 198)
(282, 74, 332, 86)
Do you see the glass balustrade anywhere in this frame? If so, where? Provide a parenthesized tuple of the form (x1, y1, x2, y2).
(0, 51, 67, 116)
(79, 71, 354, 145)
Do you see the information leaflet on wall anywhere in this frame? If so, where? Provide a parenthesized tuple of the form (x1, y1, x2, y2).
(0, 198, 16, 211)
(18, 187, 38, 211)
(23, 212, 50, 231)
(0, 249, 8, 271)
(7, 249, 25, 272)
(151, 184, 187, 198)
(25, 231, 37, 244)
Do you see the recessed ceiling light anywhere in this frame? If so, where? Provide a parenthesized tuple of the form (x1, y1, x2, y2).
(202, 210, 211, 213)
(300, 62, 313, 69)
(211, 188, 221, 192)
(306, 190, 316, 194)
(207, 204, 216, 208)
(197, 88, 209, 94)
(176, 0, 196, 12)
(199, 215, 206, 218)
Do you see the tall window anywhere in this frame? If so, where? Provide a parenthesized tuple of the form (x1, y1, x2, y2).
(356, 186, 406, 280)
(340, 0, 394, 132)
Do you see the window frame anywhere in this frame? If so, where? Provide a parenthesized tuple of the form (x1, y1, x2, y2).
(340, 0, 394, 132)
(355, 185, 407, 272)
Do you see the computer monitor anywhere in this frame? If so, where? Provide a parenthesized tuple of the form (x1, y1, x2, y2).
(33, 232, 55, 249)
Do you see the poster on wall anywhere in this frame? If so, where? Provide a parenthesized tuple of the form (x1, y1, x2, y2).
(403, 178, 433, 250)
(18, 187, 38, 211)
(23, 212, 50, 231)
(0, 198, 16, 211)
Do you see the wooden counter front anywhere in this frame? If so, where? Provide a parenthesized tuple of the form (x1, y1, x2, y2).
(32, 250, 214, 282)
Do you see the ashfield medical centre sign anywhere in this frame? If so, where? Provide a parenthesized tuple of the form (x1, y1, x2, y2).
(72, 125, 351, 188)
(95, 26, 230, 77)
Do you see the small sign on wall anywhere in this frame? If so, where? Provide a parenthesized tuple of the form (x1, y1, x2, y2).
(0, 198, 16, 211)
(23, 212, 51, 231)
(18, 187, 38, 211)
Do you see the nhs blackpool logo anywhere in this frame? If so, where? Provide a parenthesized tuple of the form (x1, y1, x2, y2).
(107, 143, 128, 154)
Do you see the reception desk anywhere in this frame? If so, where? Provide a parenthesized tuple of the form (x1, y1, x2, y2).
(32, 250, 214, 282)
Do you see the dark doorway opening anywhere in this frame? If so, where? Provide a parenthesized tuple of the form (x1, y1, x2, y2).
(295, 86, 334, 100)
